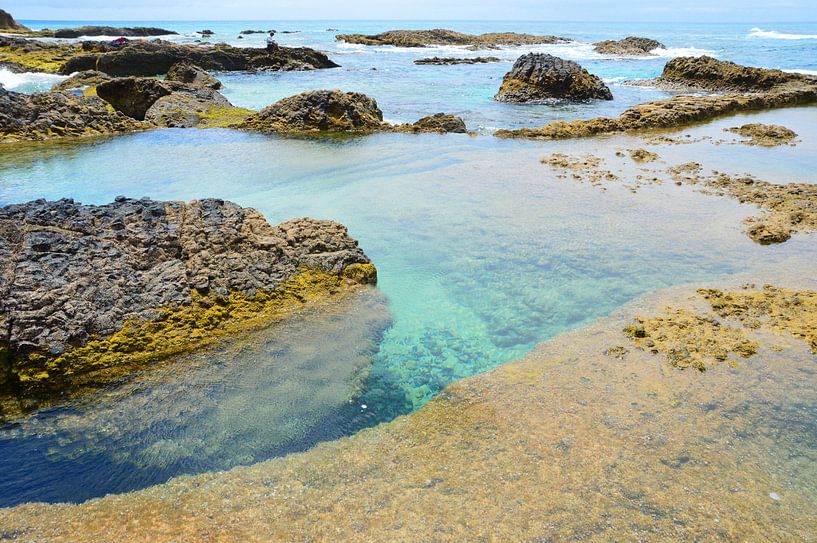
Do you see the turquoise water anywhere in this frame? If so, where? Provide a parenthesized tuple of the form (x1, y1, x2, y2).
(0, 20, 816, 506)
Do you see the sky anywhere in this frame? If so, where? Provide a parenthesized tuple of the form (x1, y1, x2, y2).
(4, 0, 816, 22)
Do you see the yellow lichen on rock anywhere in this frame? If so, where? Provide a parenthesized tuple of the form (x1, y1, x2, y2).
(0, 43, 79, 73)
(623, 308, 758, 370)
(199, 105, 255, 128)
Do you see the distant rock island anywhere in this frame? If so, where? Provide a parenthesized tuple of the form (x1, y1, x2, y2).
(414, 56, 501, 65)
(336, 29, 572, 48)
(593, 36, 665, 56)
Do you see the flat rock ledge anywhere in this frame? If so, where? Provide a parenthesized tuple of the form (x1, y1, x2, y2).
(336, 29, 571, 48)
(0, 197, 376, 418)
(237, 90, 468, 134)
(414, 56, 501, 65)
(593, 37, 665, 56)
(494, 53, 613, 103)
(496, 56, 817, 139)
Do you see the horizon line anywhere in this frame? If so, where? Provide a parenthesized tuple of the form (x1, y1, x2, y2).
(14, 18, 817, 25)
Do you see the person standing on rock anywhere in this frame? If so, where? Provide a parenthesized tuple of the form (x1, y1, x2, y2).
(266, 32, 279, 52)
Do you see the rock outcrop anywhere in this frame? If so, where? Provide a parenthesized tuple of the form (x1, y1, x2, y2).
(50, 70, 113, 93)
(0, 197, 376, 416)
(414, 56, 500, 65)
(0, 9, 28, 31)
(494, 53, 613, 103)
(165, 62, 222, 89)
(725, 123, 797, 146)
(237, 90, 468, 134)
(0, 86, 147, 142)
(51, 26, 176, 38)
(96, 77, 173, 120)
(336, 29, 571, 48)
(593, 37, 665, 56)
(496, 56, 817, 139)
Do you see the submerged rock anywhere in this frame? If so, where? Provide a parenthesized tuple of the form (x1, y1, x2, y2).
(414, 56, 501, 65)
(0, 197, 375, 416)
(0, 86, 147, 142)
(165, 62, 222, 89)
(58, 39, 339, 76)
(593, 37, 665, 56)
(0, 9, 28, 31)
(725, 123, 797, 146)
(495, 53, 613, 103)
(496, 56, 817, 139)
(336, 29, 571, 48)
(237, 90, 468, 134)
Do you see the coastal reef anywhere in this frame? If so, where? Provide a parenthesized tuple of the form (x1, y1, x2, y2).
(496, 56, 817, 139)
(0, 197, 376, 418)
(4, 280, 817, 541)
(494, 53, 613, 103)
(335, 29, 571, 48)
(0, 85, 148, 142)
(414, 57, 501, 65)
(593, 36, 665, 56)
(725, 123, 798, 146)
(0, 36, 339, 75)
(237, 90, 468, 134)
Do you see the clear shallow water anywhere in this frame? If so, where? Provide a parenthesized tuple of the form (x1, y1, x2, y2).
(1, 115, 816, 505)
(5, 20, 817, 129)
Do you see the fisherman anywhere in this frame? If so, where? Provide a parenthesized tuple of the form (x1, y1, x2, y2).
(266, 32, 279, 52)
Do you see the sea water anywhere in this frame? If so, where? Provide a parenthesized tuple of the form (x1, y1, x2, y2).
(0, 20, 816, 506)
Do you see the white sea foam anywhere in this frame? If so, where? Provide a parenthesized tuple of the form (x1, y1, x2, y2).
(0, 68, 67, 93)
(784, 68, 817, 76)
(650, 46, 716, 58)
(749, 28, 817, 40)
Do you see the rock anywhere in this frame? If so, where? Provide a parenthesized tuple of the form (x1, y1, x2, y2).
(145, 83, 249, 128)
(725, 123, 798, 146)
(593, 37, 665, 56)
(51, 26, 177, 39)
(60, 39, 339, 76)
(96, 77, 173, 120)
(336, 29, 571, 48)
(656, 55, 807, 92)
(399, 113, 467, 133)
(0, 198, 375, 413)
(199, 29, 214, 35)
(240, 30, 266, 35)
(165, 62, 222, 89)
(0, 86, 147, 142)
(414, 56, 501, 65)
(239, 90, 387, 133)
(495, 53, 613, 103)
(0, 9, 28, 31)
(50, 70, 113, 92)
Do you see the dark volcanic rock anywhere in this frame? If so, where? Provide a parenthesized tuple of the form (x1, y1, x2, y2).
(52, 26, 177, 39)
(144, 82, 236, 127)
(0, 9, 28, 31)
(239, 90, 386, 133)
(165, 62, 222, 89)
(96, 77, 173, 120)
(0, 198, 374, 404)
(414, 56, 500, 65)
(50, 70, 113, 92)
(656, 55, 806, 92)
(401, 113, 467, 133)
(495, 53, 613, 103)
(0, 86, 147, 142)
(593, 37, 665, 56)
(59, 39, 339, 76)
(337, 29, 571, 48)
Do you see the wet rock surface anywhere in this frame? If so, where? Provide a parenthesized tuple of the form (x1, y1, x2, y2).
(593, 36, 665, 56)
(58, 39, 339, 76)
(165, 62, 222, 89)
(397, 113, 468, 134)
(0, 197, 374, 413)
(494, 53, 613, 103)
(414, 56, 501, 65)
(725, 123, 798, 146)
(336, 29, 571, 48)
(50, 70, 113, 93)
(496, 57, 817, 139)
(0, 85, 147, 142)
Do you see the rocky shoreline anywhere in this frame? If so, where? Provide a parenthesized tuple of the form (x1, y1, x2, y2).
(0, 197, 376, 420)
(336, 28, 572, 48)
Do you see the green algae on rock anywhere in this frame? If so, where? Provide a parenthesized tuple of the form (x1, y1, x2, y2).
(725, 123, 798, 146)
(0, 197, 376, 419)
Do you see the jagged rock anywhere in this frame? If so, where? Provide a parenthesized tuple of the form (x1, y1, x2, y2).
(0, 9, 28, 31)
(400, 113, 467, 133)
(593, 37, 665, 56)
(96, 77, 173, 120)
(165, 62, 222, 89)
(336, 29, 571, 48)
(414, 56, 500, 65)
(51, 26, 176, 39)
(0, 86, 147, 142)
(0, 197, 375, 410)
(495, 53, 613, 103)
(59, 39, 339, 76)
(239, 90, 387, 133)
(50, 70, 113, 92)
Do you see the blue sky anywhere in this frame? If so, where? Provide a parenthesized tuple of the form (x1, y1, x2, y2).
(6, 0, 815, 22)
